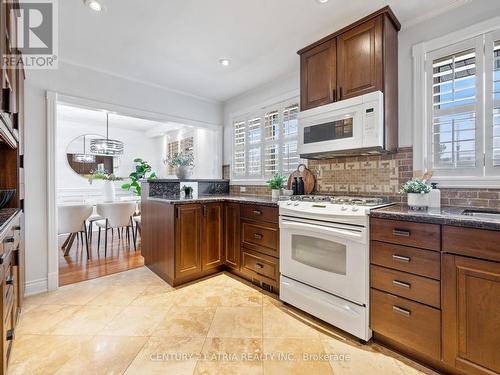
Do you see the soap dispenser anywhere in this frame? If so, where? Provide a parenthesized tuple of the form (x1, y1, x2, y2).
(429, 183, 441, 208)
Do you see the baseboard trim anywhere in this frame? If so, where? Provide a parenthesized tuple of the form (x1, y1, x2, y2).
(25, 277, 48, 296)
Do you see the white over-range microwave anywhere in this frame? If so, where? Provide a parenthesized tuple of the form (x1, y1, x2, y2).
(298, 91, 385, 159)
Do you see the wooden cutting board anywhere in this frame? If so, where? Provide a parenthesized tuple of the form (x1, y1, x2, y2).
(287, 164, 315, 194)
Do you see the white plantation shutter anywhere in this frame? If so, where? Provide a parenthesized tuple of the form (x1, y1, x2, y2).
(282, 105, 300, 174)
(231, 99, 300, 181)
(427, 37, 483, 176)
(233, 120, 246, 176)
(485, 31, 500, 175)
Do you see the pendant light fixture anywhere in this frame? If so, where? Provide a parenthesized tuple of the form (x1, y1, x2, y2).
(72, 135, 96, 163)
(90, 112, 124, 156)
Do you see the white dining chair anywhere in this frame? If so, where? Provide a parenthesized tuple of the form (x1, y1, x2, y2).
(58, 204, 93, 259)
(95, 202, 136, 256)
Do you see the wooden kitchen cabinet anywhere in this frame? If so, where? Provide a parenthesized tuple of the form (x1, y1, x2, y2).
(336, 16, 383, 100)
(442, 254, 500, 375)
(175, 204, 202, 278)
(224, 203, 240, 270)
(300, 40, 336, 111)
(298, 6, 400, 151)
(201, 203, 224, 270)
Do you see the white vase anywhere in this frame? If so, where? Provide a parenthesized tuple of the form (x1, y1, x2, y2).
(103, 180, 116, 202)
(271, 189, 280, 200)
(175, 166, 193, 180)
(407, 193, 429, 209)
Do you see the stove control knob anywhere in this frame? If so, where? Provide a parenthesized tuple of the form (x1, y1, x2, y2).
(286, 201, 292, 206)
(352, 206, 359, 212)
(341, 205, 348, 211)
(294, 202, 300, 206)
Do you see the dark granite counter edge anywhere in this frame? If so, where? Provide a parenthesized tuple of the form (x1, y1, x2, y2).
(147, 195, 279, 208)
(370, 205, 500, 231)
(0, 208, 21, 234)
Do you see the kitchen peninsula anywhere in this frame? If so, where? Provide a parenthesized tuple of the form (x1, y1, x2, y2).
(140, 180, 280, 291)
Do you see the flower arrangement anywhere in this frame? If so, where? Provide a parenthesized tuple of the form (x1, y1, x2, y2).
(399, 178, 432, 195)
(165, 152, 194, 168)
(266, 174, 286, 190)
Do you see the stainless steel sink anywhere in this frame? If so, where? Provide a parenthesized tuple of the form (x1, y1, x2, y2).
(462, 210, 500, 220)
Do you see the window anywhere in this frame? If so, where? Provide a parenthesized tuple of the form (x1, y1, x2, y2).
(416, 24, 500, 185)
(231, 99, 300, 181)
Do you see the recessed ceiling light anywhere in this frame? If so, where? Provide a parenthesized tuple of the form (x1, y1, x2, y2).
(84, 0, 104, 13)
(316, 0, 329, 3)
(219, 58, 231, 67)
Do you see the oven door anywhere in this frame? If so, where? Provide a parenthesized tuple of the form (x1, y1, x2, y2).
(280, 216, 368, 305)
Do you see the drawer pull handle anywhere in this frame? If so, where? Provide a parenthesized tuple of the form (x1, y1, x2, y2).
(392, 229, 410, 237)
(13, 226, 21, 231)
(253, 210, 262, 215)
(255, 262, 264, 269)
(3, 237, 14, 243)
(392, 254, 411, 263)
(6, 276, 14, 285)
(393, 306, 411, 317)
(6, 329, 14, 341)
(392, 280, 411, 289)
(254, 233, 263, 240)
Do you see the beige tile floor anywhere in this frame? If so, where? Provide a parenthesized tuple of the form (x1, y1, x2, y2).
(10, 267, 438, 375)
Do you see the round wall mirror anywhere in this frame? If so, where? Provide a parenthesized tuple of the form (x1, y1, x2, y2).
(66, 134, 119, 178)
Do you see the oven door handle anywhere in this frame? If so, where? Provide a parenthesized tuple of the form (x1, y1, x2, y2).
(280, 219, 364, 240)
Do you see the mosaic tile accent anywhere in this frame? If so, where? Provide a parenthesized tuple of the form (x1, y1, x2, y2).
(199, 181, 230, 195)
(227, 147, 500, 208)
(148, 182, 180, 198)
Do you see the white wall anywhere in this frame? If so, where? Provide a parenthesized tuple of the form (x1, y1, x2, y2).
(222, 0, 500, 161)
(24, 61, 223, 295)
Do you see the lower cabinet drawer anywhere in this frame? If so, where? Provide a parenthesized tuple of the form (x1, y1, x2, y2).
(371, 265, 441, 308)
(241, 249, 279, 283)
(241, 221, 279, 257)
(370, 288, 441, 361)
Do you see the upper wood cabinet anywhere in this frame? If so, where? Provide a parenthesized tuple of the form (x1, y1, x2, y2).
(298, 7, 400, 151)
(300, 39, 336, 111)
(337, 16, 382, 100)
(201, 203, 224, 270)
(442, 254, 500, 375)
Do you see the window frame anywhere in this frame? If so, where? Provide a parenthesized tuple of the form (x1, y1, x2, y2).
(413, 15, 500, 188)
(230, 96, 300, 184)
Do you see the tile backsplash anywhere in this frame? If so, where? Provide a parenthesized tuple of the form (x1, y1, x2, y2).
(228, 146, 500, 208)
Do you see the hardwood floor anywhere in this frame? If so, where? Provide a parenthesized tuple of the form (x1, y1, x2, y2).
(58, 228, 144, 286)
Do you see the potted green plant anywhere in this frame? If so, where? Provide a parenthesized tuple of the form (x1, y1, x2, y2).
(88, 170, 123, 202)
(400, 178, 432, 210)
(164, 152, 194, 179)
(121, 158, 157, 197)
(266, 174, 286, 200)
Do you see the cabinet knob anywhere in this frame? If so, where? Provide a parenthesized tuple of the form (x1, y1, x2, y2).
(3, 237, 14, 243)
(255, 263, 264, 269)
(13, 226, 21, 231)
(252, 210, 262, 216)
(6, 276, 14, 285)
(254, 233, 263, 240)
(6, 329, 14, 341)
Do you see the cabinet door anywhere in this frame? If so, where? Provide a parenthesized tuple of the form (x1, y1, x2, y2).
(201, 203, 224, 270)
(224, 203, 240, 270)
(300, 39, 336, 111)
(337, 16, 383, 100)
(443, 254, 500, 374)
(175, 205, 202, 278)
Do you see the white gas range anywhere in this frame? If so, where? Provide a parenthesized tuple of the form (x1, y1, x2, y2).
(278, 195, 390, 342)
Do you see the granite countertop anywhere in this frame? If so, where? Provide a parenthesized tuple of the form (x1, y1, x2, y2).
(147, 194, 279, 207)
(371, 204, 500, 231)
(0, 208, 20, 233)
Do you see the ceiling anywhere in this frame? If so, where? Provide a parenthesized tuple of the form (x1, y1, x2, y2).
(57, 104, 186, 135)
(59, 0, 471, 102)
